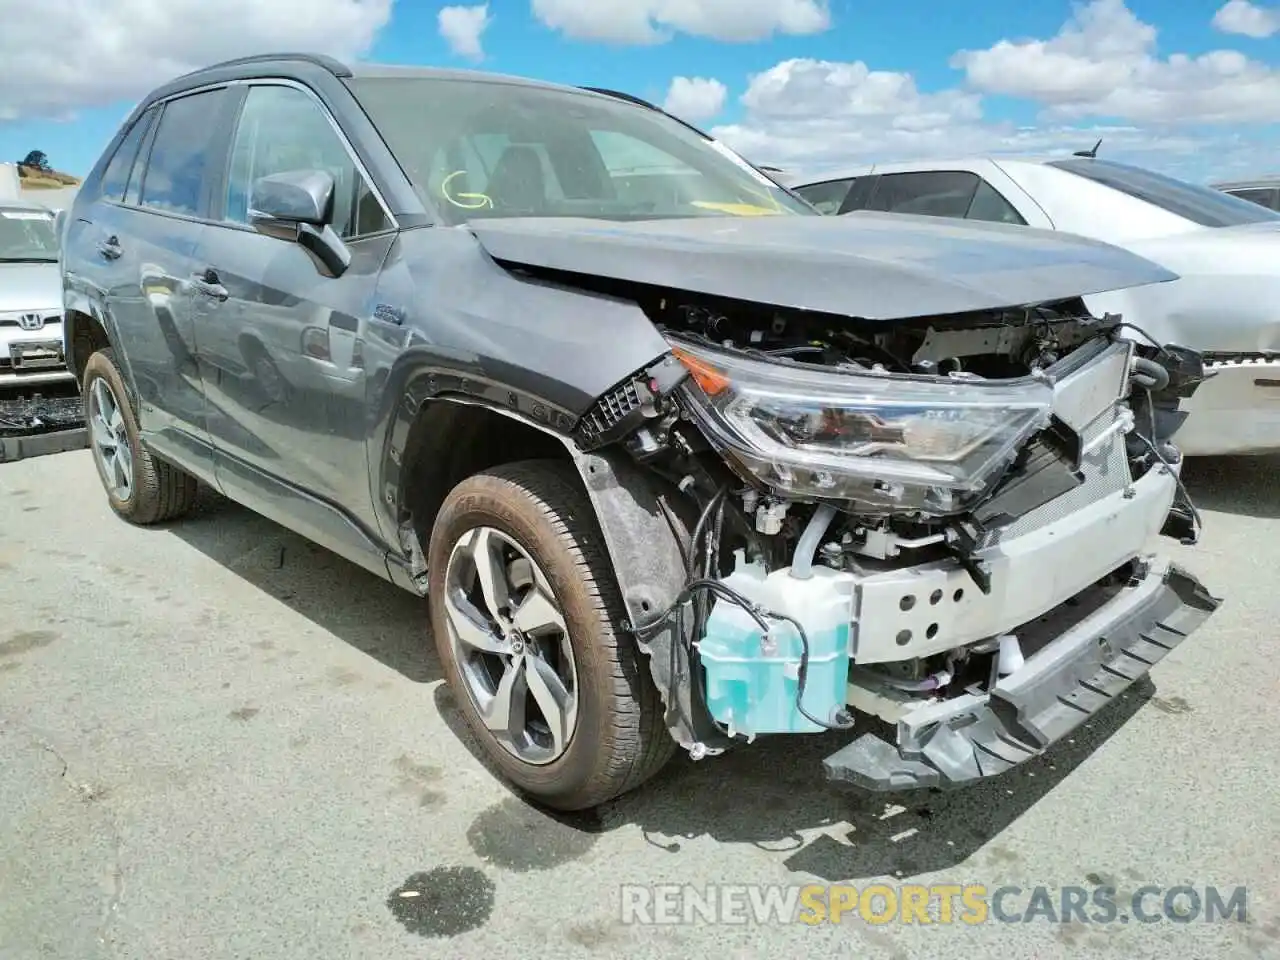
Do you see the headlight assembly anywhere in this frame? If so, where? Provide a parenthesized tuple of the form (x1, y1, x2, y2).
(670, 338, 1054, 515)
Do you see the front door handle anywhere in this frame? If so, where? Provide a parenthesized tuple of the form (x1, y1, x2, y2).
(191, 268, 228, 302)
(97, 235, 122, 260)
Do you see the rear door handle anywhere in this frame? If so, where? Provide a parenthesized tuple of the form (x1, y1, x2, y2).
(97, 235, 122, 260)
(191, 268, 228, 302)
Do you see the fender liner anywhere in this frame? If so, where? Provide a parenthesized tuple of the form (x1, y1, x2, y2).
(570, 447, 735, 755)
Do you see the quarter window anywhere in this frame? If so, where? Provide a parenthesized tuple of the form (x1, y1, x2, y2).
(98, 109, 155, 203)
(965, 179, 1027, 225)
(794, 179, 855, 214)
(140, 90, 226, 217)
(124, 115, 160, 207)
(223, 84, 391, 239)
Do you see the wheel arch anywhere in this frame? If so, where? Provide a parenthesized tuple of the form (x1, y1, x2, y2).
(64, 306, 112, 386)
(394, 396, 575, 569)
(387, 393, 723, 756)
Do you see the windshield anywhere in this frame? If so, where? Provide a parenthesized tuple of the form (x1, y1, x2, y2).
(0, 207, 58, 261)
(350, 76, 811, 224)
(1048, 158, 1280, 228)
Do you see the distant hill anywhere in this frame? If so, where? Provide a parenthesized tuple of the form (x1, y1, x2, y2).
(16, 164, 80, 189)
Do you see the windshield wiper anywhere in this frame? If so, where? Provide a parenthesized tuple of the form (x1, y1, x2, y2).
(0, 256, 59, 263)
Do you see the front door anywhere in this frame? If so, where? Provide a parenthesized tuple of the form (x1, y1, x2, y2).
(193, 81, 397, 555)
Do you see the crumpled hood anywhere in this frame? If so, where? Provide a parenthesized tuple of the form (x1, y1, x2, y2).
(469, 211, 1178, 320)
(0, 260, 62, 313)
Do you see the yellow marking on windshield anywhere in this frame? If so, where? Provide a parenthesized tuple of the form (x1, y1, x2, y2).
(440, 170, 493, 210)
(690, 201, 785, 216)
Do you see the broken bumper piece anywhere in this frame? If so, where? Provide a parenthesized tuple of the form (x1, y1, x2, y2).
(822, 559, 1220, 792)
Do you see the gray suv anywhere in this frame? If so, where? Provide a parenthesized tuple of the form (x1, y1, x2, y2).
(61, 53, 1219, 811)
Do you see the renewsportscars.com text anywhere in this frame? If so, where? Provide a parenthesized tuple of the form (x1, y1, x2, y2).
(619, 883, 1248, 926)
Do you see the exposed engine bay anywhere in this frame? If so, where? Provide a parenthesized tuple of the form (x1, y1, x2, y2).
(652, 292, 1105, 377)
(565, 277, 1213, 772)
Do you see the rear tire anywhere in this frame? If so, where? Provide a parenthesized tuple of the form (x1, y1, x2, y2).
(83, 347, 198, 525)
(428, 459, 674, 811)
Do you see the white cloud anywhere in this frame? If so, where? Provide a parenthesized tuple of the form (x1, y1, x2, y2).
(438, 4, 493, 60)
(0, 0, 392, 122)
(1213, 0, 1280, 38)
(709, 57, 993, 172)
(663, 76, 727, 121)
(707, 39, 1279, 184)
(530, 0, 829, 43)
(952, 0, 1280, 124)
(739, 58, 983, 126)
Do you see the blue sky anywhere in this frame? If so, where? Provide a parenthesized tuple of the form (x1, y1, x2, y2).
(2, 0, 1278, 183)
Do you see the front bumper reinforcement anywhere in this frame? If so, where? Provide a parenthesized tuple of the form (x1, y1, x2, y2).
(822, 559, 1220, 791)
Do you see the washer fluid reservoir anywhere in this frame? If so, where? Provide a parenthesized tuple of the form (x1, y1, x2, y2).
(697, 550, 856, 736)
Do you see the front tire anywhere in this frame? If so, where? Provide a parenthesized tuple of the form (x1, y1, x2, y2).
(428, 460, 674, 811)
(83, 347, 198, 525)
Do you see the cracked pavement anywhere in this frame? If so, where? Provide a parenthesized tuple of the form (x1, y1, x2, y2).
(1, 449, 1279, 959)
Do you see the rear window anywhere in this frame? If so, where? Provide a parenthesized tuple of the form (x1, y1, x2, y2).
(1048, 158, 1280, 227)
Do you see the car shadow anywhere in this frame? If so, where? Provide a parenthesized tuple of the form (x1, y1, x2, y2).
(1181, 453, 1280, 520)
(166, 486, 440, 683)
(433, 672, 1156, 883)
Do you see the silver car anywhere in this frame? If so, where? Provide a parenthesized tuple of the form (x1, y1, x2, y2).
(0, 199, 70, 387)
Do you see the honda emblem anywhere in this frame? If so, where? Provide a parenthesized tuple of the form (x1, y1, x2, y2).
(18, 313, 45, 331)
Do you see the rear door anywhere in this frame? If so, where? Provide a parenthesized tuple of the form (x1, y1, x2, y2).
(193, 79, 397, 549)
(64, 87, 237, 479)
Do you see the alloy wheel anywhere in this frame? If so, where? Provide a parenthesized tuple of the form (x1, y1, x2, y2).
(443, 526, 579, 765)
(89, 376, 133, 501)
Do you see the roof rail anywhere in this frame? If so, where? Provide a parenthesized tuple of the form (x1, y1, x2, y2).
(579, 86, 657, 110)
(176, 52, 352, 81)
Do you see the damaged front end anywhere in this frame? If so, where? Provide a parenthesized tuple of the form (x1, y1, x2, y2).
(571, 289, 1222, 789)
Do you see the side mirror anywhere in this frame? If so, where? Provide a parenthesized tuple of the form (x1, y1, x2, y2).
(250, 169, 333, 226)
(248, 169, 351, 278)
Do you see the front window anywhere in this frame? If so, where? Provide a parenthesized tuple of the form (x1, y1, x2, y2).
(0, 207, 58, 262)
(350, 76, 811, 224)
(1048, 158, 1280, 228)
(224, 84, 391, 238)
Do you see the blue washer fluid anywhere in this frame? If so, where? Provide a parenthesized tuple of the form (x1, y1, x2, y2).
(697, 551, 856, 737)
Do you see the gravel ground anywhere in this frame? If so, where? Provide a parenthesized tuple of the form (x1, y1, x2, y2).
(1, 449, 1278, 959)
